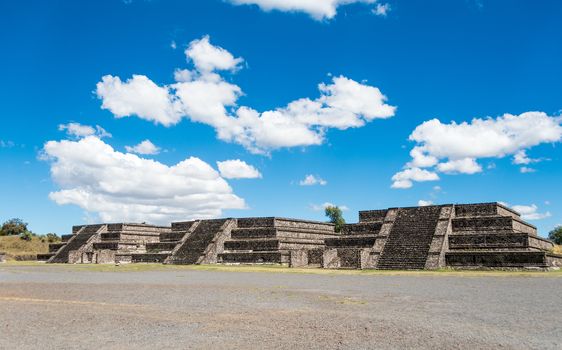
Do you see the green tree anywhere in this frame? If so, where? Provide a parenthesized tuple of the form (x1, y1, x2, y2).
(325, 206, 345, 233)
(0, 218, 29, 236)
(549, 226, 562, 245)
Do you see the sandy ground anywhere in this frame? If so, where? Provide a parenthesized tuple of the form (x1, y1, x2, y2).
(0, 264, 560, 350)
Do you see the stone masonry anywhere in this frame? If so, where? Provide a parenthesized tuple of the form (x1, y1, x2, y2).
(36, 202, 562, 270)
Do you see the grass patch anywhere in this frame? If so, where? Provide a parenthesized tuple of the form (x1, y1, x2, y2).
(552, 245, 562, 255)
(0, 236, 49, 260)
(2, 261, 561, 277)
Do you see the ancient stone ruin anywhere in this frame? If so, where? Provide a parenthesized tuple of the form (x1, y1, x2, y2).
(37, 202, 561, 270)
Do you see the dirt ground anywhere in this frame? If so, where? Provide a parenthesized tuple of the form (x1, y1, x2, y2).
(0, 263, 560, 349)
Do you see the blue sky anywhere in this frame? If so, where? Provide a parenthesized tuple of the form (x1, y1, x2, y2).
(1, 0, 561, 237)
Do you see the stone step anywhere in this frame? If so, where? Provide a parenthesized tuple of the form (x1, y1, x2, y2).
(341, 222, 383, 235)
(170, 221, 197, 232)
(146, 242, 178, 252)
(445, 251, 548, 268)
(131, 253, 169, 263)
(100, 232, 120, 241)
(325, 235, 377, 248)
(218, 251, 289, 264)
(230, 227, 278, 239)
(61, 234, 73, 242)
(48, 242, 66, 252)
(224, 239, 279, 251)
(93, 241, 139, 251)
(159, 231, 186, 242)
(37, 253, 55, 261)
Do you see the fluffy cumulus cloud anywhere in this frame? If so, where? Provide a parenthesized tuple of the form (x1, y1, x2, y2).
(391, 167, 439, 189)
(392, 112, 562, 188)
(510, 204, 551, 221)
(185, 35, 243, 73)
(217, 159, 262, 179)
(96, 35, 396, 155)
(125, 139, 161, 155)
(299, 174, 327, 186)
(228, 0, 388, 20)
(58, 123, 111, 138)
(418, 200, 434, 206)
(42, 136, 246, 224)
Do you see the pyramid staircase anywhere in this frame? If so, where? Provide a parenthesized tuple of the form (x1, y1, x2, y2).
(377, 206, 442, 270)
(218, 218, 336, 266)
(37, 225, 107, 263)
(165, 219, 235, 264)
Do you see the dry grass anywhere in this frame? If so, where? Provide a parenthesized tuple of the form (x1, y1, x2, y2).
(553, 245, 562, 255)
(0, 236, 49, 260)
(2, 261, 561, 277)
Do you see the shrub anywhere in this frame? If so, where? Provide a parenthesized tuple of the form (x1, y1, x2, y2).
(325, 206, 345, 233)
(20, 231, 33, 241)
(1, 218, 29, 236)
(45, 233, 61, 243)
(549, 226, 562, 245)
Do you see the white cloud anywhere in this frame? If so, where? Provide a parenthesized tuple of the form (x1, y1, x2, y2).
(42, 136, 246, 224)
(391, 167, 439, 189)
(392, 112, 562, 188)
(372, 3, 390, 16)
(96, 35, 396, 155)
(185, 35, 243, 73)
(58, 123, 111, 138)
(228, 0, 378, 20)
(436, 158, 482, 174)
(513, 150, 534, 165)
(418, 200, 434, 206)
(520, 166, 536, 173)
(299, 174, 327, 186)
(96, 75, 183, 127)
(125, 139, 161, 155)
(170, 41, 177, 50)
(510, 204, 551, 221)
(217, 159, 262, 179)
(310, 202, 349, 211)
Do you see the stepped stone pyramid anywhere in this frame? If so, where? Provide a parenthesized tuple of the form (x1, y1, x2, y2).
(36, 203, 561, 269)
(446, 203, 559, 268)
(37, 223, 170, 263)
(218, 217, 337, 266)
(322, 203, 560, 270)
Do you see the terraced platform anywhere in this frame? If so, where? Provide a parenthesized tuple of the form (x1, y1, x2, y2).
(35, 202, 561, 270)
(219, 217, 337, 266)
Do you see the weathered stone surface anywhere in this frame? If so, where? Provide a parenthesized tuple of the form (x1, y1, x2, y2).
(358, 209, 388, 223)
(322, 249, 339, 268)
(445, 251, 548, 268)
(289, 249, 308, 267)
(307, 249, 323, 266)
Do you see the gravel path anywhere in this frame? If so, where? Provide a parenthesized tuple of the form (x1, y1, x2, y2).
(0, 265, 560, 349)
